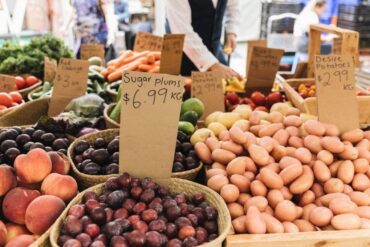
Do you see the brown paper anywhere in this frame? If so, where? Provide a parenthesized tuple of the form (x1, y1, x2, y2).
(48, 58, 89, 117)
(314, 54, 359, 132)
(133, 32, 163, 52)
(119, 71, 184, 178)
(191, 71, 224, 119)
(246, 40, 267, 75)
(159, 34, 185, 75)
(332, 37, 342, 55)
(0, 74, 15, 92)
(246, 46, 284, 93)
(80, 44, 105, 60)
(44, 57, 57, 83)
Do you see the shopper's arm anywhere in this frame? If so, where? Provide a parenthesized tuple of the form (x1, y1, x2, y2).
(166, 0, 218, 72)
(224, 0, 241, 52)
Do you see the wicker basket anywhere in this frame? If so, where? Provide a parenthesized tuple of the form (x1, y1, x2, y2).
(0, 100, 25, 118)
(106, 81, 120, 101)
(68, 129, 204, 189)
(17, 80, 43, 98)
(27, 85, 47, 101)
(0, 97, 50, 127)
(103, 103, 120, 129)
(50, 179, 231, 247)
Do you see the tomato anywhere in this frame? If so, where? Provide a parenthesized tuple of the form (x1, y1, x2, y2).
(0, 93, 13, 107)
(9, 92, 23, 104)
(15, 76, 26, 90)
(0, 105, 7, 111)
(11, 102, 19, 107)
(25, 76, 39, 87)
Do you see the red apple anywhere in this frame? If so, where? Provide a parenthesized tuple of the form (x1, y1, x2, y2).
(241, 98, 256, 110)
(225, 92, 240, 105)
(251, 91, 266, 106)
(266, 92, 282, 108)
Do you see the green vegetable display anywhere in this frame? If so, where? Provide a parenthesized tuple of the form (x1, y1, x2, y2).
(0, 35, 73, 79)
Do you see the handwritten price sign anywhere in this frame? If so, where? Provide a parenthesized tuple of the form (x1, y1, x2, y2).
(0, 74, 15, 92)
(44, 57, 57, 83)
(48, 58, 89, 117)
(314, 55, 359, 132)
(134, 32, 163, 52)
(119, 71, 184, 178)
(191, 71, 224, 118)
(159, 34, 185, 75)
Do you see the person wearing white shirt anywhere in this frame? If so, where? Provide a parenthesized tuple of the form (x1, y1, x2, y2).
(294, 0, 326, 59)
(166, 0, 241, 79)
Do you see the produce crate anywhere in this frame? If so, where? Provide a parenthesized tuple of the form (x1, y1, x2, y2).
(226, 229, 370, 247)
(279, 76, 370, 127)
(307, 24, 359, 77)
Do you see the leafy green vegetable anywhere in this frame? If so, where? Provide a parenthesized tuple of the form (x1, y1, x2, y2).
(0, 35, 73, 78)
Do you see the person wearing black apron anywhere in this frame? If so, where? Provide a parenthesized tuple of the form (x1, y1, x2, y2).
(166, 0, 241, 79)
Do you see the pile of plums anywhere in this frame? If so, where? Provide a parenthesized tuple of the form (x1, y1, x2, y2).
(72, 131, 201, 176)
(58, 173, 219, 247)
(0, 126, 70, 165)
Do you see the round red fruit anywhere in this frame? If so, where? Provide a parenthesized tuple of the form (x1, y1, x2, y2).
(9, 92, 23, 104)
(25, 76, 39, 87)
(251, 91, 266, 106)
(15, 76, 26, 90)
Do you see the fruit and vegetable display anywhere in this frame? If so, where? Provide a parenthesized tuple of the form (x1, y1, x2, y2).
(0, 92, 23, 112)
(191, 103, 370, 234)
(223, 77, 246, 93)
(101, 50, 161, 83)
(56, 173, 219, 247)
(0, 148, 78, 246)
(225, 91, 285, 112)
(0, 35, 73, 79)
(72, 130, 201, 176)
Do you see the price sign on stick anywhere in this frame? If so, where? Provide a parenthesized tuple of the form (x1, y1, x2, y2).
(314, 55, 359, 132)
(246, 39, 267, 75)
(48, 58, 89, 117)
(80, 44, 105, 60)
(191, 71, 224, 119)
(159, 34, 185, 75)
(44, 57, 57, 83)
(134, 32, 163, 52)
(246, 47, 284, 93)
(119, 71, 184, 178)
(0, 74, 15, 92)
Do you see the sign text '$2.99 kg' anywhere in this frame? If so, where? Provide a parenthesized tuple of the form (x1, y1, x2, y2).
(121, 71, 183, 109)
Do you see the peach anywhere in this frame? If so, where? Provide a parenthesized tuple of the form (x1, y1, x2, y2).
(49, 151, 70, 175)
(5, 224, 30, 243)
(25, 195, 65, 235)
(4, 234, 35, 247)
(2, 187, 40, 224)
(0, 220, 7, 246)
(41, 173, 78, 202)
(14, 148, 52, 184)
(0, 165, 17, 196)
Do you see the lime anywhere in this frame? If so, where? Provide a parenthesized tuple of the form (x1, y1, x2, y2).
(88, 56, 102, 66)
(180, 111, 198, 126)
(178, 121, 195, 135)
(181, 98, 205, 118)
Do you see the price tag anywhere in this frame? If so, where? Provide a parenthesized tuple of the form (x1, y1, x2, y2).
(133, 32, 163, 52)
(44, 57, 57, 83)
(159, 34, 185, 75)
(80, 44, 105, 60)
(246, 39, 267, 75)
(48, 58, 89, 117)
(314, 55, 359, 132)
(191, 71, 224, 119)
(0, 74, 15, 93)
(119, 71, 184, 178)
(246, 47, 284, 93)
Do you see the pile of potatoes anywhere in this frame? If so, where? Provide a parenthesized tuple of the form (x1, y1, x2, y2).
(192, 103, 370, 234)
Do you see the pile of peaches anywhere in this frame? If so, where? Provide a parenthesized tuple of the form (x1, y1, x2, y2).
(0, 147, 78, 246)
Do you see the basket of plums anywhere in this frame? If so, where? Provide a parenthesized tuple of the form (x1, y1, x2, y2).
(50, 173, 231, 247)
(68, 129, 203, 189)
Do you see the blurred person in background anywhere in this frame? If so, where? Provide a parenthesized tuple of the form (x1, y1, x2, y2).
(114, 0, 135, 49)
(65, 0, 117, 55)
(293, 0, 327, 61)
(166, 0, 242, 79)
(24, 0, 51, 33)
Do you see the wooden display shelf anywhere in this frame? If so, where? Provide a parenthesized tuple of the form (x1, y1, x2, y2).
(226, 229, 370, 247)
(277, 75, 370, 127)
(307, 24, 359, 77)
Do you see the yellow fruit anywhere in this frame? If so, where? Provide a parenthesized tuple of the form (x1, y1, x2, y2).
(216, 112, 242, 129)
(208, 122, 227, 137)
(232, 104, 252, 120)
(205, 111, 223, 127)
(190, 128, 215, 145)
